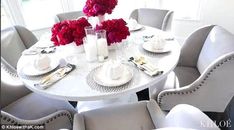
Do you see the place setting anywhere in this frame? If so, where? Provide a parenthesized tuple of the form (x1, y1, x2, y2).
(86, 59, 137, 92)
(139, 34, 173, 56)
(19, 54, 76, 90)
(22, 39, 56, 55)
(127, 18, 144, 32)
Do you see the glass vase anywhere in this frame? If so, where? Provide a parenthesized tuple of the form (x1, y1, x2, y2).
(97, 15, 105, 25)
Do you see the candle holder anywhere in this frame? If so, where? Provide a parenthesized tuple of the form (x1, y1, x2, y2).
(96, 30, 109, 62)
(83, 26, 98, 62)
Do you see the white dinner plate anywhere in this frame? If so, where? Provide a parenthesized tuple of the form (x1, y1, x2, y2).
(22, 60, 59, 76)
(129, 24, 144, 32)
(142, 42, 171, 53)
(93, 65, 133, 87)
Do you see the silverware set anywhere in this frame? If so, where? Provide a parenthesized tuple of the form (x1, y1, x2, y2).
(22, 46, 56, 55)
(128, 57, 163, 76)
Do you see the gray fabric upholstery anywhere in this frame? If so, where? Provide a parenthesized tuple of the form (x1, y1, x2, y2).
(55, 11, 85, 23)
(1, 26, 37, 108)
(1, 26, 37, 68)
(1, 25, 77, 129)
(73, 100, 219, 130)
(73, 101, 155, 130)
(15, 25, 38, 48)
(1, 110, 73, 130)
(174, 66, 200, 87)
(1, 27, 27, 68)
(177, 25, 215, 67)
(157, 25, 234, 112)
(158, 52, 234, 112)
(2, 93, 77, 120)
(130, 8, 174, 31)
(197, 26, 234, 73)
(1, 72, 30, 109)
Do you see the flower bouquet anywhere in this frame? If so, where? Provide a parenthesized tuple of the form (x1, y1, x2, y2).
(51, 17, 91, 46)
(95, 18, 130, 46)
(83, 0, 118, 17)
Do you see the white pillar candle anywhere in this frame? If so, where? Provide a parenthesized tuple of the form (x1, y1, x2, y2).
(84, 35, 97, 62)
(97, 38, 108, 58)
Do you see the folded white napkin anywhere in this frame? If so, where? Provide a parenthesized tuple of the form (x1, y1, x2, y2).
(102, 60, 124, 80)
(127, 18, 138, 30)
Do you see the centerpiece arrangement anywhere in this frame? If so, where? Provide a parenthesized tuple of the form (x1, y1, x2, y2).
(51, 0, 129, 46)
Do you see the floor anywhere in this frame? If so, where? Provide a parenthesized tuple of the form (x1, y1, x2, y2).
(206, 97, 234, 130)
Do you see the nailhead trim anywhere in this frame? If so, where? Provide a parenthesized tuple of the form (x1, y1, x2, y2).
(158, 56, 234, 106)
(43, 112, 73, 125)
(1, 63, 18, 77)
(1, 111, 73, 126)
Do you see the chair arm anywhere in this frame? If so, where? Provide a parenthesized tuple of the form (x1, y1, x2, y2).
(147, 99, 166, 128)
(178, 25, 215, 67)
(1, 58, 31, 108)
(54, 15, 60, 23)
(73, 113, 85, 130)
(162, 11, 174, 31)
(1, 110, 73, 130)
(129, 9, 138, 20)
(158, 52, 234, 112)
(163, 104, 220, 130)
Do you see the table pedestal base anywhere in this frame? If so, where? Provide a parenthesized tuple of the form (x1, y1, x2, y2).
(77, 94, 138, 113)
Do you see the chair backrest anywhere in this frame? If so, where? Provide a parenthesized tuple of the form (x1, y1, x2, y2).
(1, 26, 37, 108)
(55, 11, 85, 23)
(1, 110, 73, 130)
(77, 101, 155, 130)
(1, 57, 31, 109)
(130, 8, 173, 31)
(1, 26, 37, 68)
(197, 26, 234, 73)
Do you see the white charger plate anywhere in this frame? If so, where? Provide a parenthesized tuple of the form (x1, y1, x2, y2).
(142, 42, 171, 53)
(22, 60, 59, 76)
(93, 65, 133, 87)
(129, 24, 144, 32)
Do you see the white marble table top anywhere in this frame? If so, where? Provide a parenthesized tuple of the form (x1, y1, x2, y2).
(17, 26, 181, 101)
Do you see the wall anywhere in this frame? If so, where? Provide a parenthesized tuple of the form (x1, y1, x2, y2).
(172, 0, 234, 44)
(33, 0, 234, 42)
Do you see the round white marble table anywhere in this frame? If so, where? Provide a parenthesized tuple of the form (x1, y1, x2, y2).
(17, 26, 181, 111)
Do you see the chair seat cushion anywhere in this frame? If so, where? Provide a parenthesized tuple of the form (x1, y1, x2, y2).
(174, 66, 200, 87)
(2, 93, 77, 120)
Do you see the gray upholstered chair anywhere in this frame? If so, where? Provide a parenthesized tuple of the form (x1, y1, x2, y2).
(129, 8, 174, 31)
(54, 11, 85, 23)
(73, 100, 219, 130)
(1, 26, 77, 129)
(73, 101, 156, 130)
(1, 110, 73, 130)
(154, 25, 234, 112)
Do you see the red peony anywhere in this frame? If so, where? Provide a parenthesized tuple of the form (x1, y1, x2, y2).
(70, 17, 91, 46)
(83, 0, 118, 17)
(95, 18, 130, 45)
(51, 17, 91, 46)
(51, 20, 73, 46)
